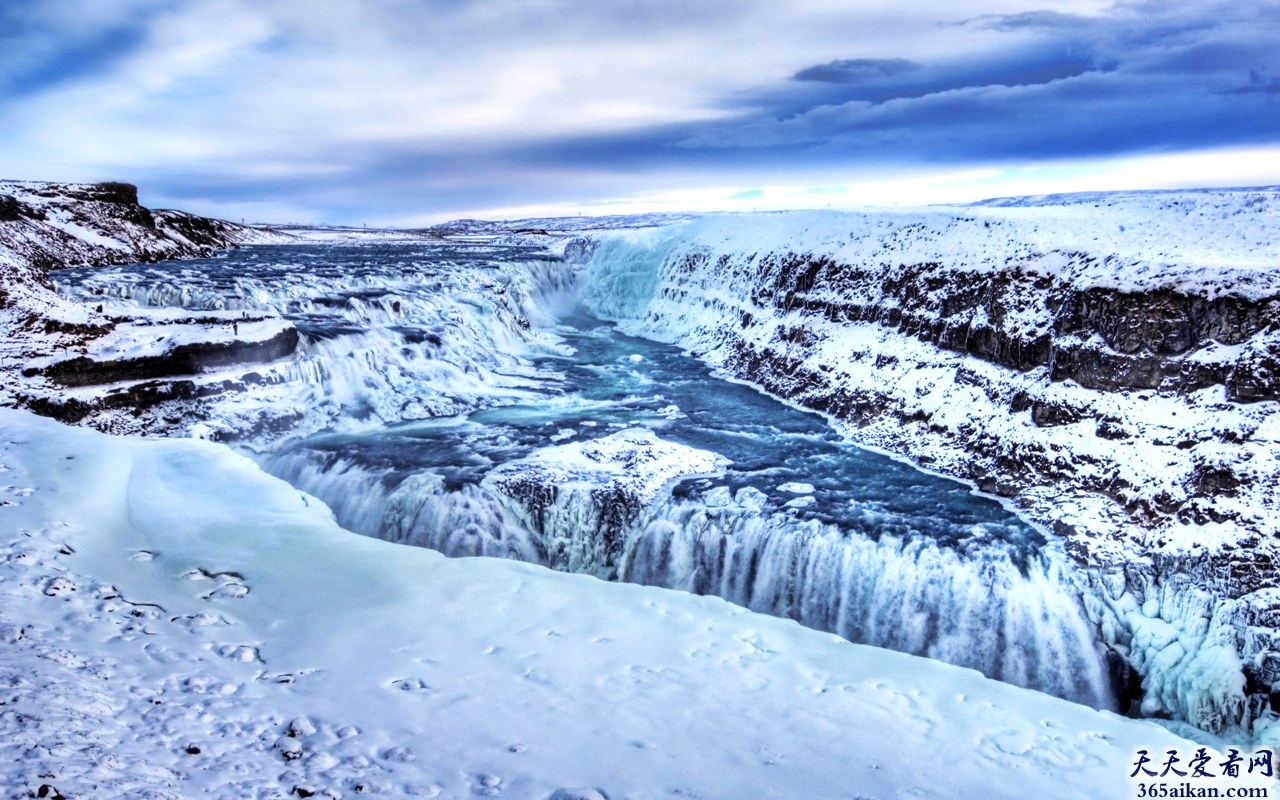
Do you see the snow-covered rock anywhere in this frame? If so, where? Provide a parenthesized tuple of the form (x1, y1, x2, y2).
(484, 427, 725, 576)
(0, 182, 304, 436)
(580, 188, 1280, 739)
(0, 180, 277, 275)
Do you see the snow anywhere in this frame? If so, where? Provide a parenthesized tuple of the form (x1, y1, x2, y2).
(39, 247, 581, 442)
(2, 406, 1264, 799)
(488, 426, 724, 503)
(777, 481, 815, 494)
(582, 187, 1280, 301)
(577, 191, 1280, 739)
(28, 313, 293, 368)
(7, 183, 1280, 791)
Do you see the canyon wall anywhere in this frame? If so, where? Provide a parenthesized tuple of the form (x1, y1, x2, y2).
(0, 181, 295, 434)
(582, 190, 1280, 740)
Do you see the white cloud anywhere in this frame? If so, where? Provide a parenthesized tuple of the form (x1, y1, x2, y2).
(1, 0, 1275, 221)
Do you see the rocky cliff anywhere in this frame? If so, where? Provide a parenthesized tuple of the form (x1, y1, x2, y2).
(0, 180, 296, 434)
(582, 189, 1280, 741)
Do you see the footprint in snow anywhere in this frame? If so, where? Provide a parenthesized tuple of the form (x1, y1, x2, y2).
(390, 677, 431, 692)
(180, 566, 252, 599)
(214, 644, 262, 663)
(276, 737, 304, 761)
(182, 567, 246, 582)
(204, 582, 250, 600)
(286, 717, 317, 738)
(381, 746, 415, 763)
(41, 576, 76, 597)
(171, 611, 232, 631)
(472, 774, 502, 796)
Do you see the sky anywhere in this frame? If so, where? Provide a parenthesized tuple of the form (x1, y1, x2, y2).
(1, 0, 1278, 225)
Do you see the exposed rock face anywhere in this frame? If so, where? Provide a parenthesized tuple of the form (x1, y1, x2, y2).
(0, 180, 265, 279)
(0, 180, 296, 435)
(736, 251, 1278, 398)
(583, 192, 1280, 740)
(26, 324, 300, 388)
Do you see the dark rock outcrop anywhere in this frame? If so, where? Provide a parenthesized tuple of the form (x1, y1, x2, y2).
(27, 325, 300, 388)
(1, 180, 294, 437)
(729, 250, 1279, 399)
(0, 180, 265, 288)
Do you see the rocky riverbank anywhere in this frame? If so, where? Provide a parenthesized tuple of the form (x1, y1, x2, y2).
(0, 180, 302, 435)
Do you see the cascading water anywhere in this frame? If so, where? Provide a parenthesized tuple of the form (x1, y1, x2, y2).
(53, 239, 1118, 710)
(54, 243, 580, 434)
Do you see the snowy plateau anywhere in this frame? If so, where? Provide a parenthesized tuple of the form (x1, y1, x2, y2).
(1, 180, 1279, 799)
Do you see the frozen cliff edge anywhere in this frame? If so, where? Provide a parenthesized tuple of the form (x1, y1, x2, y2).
(0, 180, 301, 434)
(579, 188, 1280, 741)
(0, 179, 277, 276)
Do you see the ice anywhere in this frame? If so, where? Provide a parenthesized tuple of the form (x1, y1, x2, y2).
(13, 186, 1280, 759)
(0, 406, 1249, 799)
(575, 193, 1280, 738)
(38, 244, 582, 441)
(777, 481, 815, 494)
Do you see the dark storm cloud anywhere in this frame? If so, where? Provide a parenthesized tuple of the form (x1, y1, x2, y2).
(779, 48, 1101, 107)
(793, 59, 922, 85)
(0, 3, 156, 97)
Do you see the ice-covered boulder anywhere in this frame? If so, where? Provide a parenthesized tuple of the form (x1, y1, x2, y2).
(485, 427, 724, 576)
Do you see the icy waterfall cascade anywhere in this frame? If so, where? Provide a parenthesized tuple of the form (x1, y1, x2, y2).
(268, 429, 1116, 710)
(56, 240, 1119, 714)
(54, 247, 582, 431)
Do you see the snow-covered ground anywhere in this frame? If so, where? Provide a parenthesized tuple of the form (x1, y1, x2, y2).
(4, 406, 1269, 800)
(6, 181, 1280, 795)
(578, 188, 1280, 740)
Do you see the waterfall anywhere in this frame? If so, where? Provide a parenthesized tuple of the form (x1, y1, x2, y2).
(626, 487, 1112, 707)
(266, 441, 1116, 709)
(55, 240, 1119, 714)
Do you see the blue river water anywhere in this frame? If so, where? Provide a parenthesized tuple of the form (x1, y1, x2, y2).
(53, 242, 1116, 707)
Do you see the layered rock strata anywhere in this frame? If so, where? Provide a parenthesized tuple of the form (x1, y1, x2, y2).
(0, 181, 295, 434)
(582, 190, 1280, 740)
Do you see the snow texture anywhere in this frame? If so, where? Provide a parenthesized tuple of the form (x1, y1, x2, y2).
(579, 188, 1280, 741)
(0, 406, 1255, 800)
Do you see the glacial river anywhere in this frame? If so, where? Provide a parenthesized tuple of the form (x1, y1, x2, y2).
(54, 241, 1117, 708)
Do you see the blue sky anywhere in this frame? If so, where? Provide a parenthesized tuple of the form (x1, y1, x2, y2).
(1, 0, 1278, 224)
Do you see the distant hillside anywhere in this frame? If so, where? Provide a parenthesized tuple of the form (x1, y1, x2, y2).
(0, 180, 288, 290)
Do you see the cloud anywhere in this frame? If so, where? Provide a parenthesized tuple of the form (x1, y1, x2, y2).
(793, 59, 921, 84)
(680, 0, 1280, 162)
(1, 0, 1277, 222)
(0, 1, 163, 97)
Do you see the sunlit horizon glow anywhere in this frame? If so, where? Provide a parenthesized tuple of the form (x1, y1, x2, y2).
(2, 0, 1278, 225)
(428, 145, 1280, 225)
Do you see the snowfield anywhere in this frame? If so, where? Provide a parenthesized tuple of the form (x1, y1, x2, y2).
(5, 181, 1280, 796)
(0, 407, 1254, 800)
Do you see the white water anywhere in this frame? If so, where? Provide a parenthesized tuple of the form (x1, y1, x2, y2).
(57, 241, 1117, 710)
